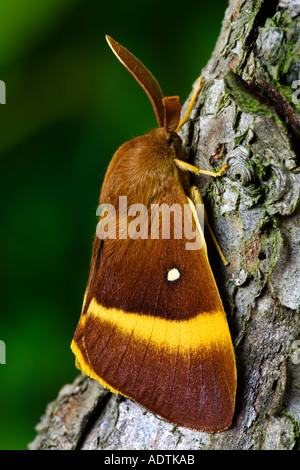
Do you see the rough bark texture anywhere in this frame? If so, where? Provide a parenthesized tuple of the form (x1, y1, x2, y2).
(30, 0, 300, 450)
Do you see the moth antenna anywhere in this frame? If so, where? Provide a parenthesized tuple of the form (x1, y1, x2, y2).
(106, 36, 182, 132)
(106, 36, 165, 128)
(163, 96, 182, 133)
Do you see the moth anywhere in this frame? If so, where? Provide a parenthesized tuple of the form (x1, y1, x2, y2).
(71, 36, 237, 433)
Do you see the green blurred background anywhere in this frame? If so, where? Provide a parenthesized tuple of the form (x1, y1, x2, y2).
(0, 0, 226, 449)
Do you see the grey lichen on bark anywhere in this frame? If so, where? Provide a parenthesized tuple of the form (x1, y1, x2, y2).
(29, 0, 300, 450)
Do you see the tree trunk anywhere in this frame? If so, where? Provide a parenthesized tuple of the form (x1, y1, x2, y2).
(29, 0, 300, 450)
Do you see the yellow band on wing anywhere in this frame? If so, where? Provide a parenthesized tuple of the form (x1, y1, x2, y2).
(85, 297, 232, 353)
(71, 338, 121, 394)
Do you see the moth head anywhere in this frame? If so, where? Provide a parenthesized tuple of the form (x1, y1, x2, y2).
(167, 131, 187, 162)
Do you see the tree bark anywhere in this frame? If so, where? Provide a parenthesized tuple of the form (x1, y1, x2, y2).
(29, 0, 300, 450)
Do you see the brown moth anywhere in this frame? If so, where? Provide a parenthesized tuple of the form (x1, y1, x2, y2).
(71, 36, 236, 433)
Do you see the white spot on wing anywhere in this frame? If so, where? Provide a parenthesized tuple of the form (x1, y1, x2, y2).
(167, 267, 181, 282)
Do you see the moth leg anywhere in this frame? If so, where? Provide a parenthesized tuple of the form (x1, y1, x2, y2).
(175, 77, 203, 133)
(174, 159, 229, 178)
(189, 186, 229, 266)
